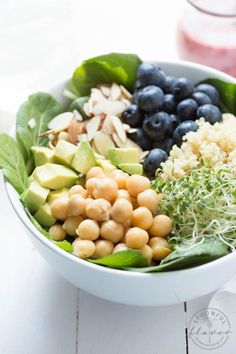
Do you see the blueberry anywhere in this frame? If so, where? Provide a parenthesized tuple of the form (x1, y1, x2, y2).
(195, 84, 219, 105)
(196, 104, 222, 124)
(192, 92, 212, 106)
(177, 98, 198, 121)
(163, 76, 177, 93)
(127, 128, 152, 151)
(122, 104, 143, 127)
(134, 80, 143, 90)
(169, 114, 181, 131)
(173, 120, 198, 146)
(143, 148, 168, 177)
(137, 86, 164, 112)
(143, 112, 172, 140)
(173, 78, 194, 100)
(152, 137, 174, 154)
(137, 62, 166, 88)
(163, 94, 176, 113)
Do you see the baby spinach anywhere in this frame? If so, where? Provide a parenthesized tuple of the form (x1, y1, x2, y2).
(16, 92, 62, 171)
(89, 250, 148, 269)
(71, 53, 142, 96)
(201, 78, 236, 114)
(53, 240, 73, 253)
(129, 237, 229, 273)
(0, 134, 29, 193)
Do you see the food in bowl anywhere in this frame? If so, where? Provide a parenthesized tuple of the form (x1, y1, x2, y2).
(1, 53, 236, 273)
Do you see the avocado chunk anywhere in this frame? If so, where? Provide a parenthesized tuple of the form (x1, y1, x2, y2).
(108, 148, 139, 166)
(31, 146, 55, 166)
(55, 140, 77, 166)
(118, 163, 143, 175)
(71, 141, 97, 174)
(97, 159, 116, 176)
(34, 202, 56, 227)
(21, 180, 49, 212)
(33, 163, 78, 189)
(47, 188, 69, 204)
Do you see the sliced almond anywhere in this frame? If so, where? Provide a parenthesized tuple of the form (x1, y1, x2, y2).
(110, 115, 126, 143)
(123, 123, 131, 131)
(68, 120, 85, 144)
(110, 83, 122, 100)
(140, 150, 150, 161)
(86, 116, 101, 141)
(28, 118, 36, 129)
(90, 88, 106, 105)
(112, 132, 125, 148)
(39, 129, 55, 137)
(97, 84, 111, 98)
(63, 89, 77, 100)
(121, 97, 131, 107)
(48, 140, 55, 149)
(120, 85, 132, 100)
(93, 131, 115, 158)
(83, 102, 93, 118)
(77, 133, 88, 142)
(91, 140, 99, 153)
(48, 112, 74, 130)
(124, 138, 143, 154)
(93, 99, 126, 117)
(127, 128, 138, 134)
(101, 115, 115, 135)
(73, 109, 83, 121)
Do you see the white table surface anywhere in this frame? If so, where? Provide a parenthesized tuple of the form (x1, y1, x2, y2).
(1, 1, 236, 353)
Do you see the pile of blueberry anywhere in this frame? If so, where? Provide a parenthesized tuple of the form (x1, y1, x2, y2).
(122, 62, 222, 177)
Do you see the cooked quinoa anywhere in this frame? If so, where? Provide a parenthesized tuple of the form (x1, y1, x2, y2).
(160, 113, 236, 180)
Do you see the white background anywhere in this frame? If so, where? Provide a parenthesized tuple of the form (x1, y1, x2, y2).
(1, 1, 236, 353)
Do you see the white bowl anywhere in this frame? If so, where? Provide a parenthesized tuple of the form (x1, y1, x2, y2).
(5, 60, 236, 306)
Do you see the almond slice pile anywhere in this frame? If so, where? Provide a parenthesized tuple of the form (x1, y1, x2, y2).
(45, 83, 144, 158)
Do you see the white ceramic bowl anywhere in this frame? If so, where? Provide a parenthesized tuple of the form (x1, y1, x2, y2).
(5, 60, 236, 306)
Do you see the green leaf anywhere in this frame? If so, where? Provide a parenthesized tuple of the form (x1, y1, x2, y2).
(16, 92, 62, 171)
(71, 53, 142, 96)
(88, 250, 148, 269)
(0, 134, 29, 193)
(26, 209, 73, 253)
(129, 238, 229, 273)
(201, 78, 236, 114)
(69, 96, 89, 120)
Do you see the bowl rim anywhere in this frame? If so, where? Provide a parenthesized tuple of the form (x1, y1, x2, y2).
(4, 59, 236, 278)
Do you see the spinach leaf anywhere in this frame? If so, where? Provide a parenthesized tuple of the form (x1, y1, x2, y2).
(0, 134, 29, 193)
(88, 250, 147, 269)
(26, 210, 73, 253)
(71, 53, 142, 96)
(201, 78, 236, 114)
(16, 92, 62, 170)
(69, 96, 89, 119)
(129, 237, 229, 273)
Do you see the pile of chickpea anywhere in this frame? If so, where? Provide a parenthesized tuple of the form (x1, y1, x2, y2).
(49, 167, 173, 265)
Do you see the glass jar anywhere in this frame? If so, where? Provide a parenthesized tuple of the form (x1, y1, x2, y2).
(177, 0, 236, 76)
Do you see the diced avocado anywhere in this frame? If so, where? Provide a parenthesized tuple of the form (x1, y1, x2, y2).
(54, 140, 77, 166)
(108, 148, 139, 166)
(34, 202, 56, 227)
(21, 180, 49, 212)
(71, 141, 97, 174)
(47, 188, 69, 204)
(97, 159, 116, 176)
(31, 146, 55, 166)
(118, 163, 143, 175)
(33, 163, 78, 190)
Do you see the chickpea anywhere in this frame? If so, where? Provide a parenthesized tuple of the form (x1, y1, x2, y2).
(49, 224, 67, 241)
(85, 198, 111, 221)
(125, 227, 149, 249)
(149, 237, 171, 261)
(122, 218, 131, 229)
(116, 189, 132, 202)
(101, 220, 124, 243)
(110, 170, 129, 189)
(73, 238, 95, 259)
(69, 185, 88, 198)
(137, 189, 162, 214)
(139, 245, 153, 265)
(76, 219, 100, 241)
(51, 197, 69, 220)
(126, 175, 150, 197)
(68, 195, 85, 216)
(86, 177, 99, 196)
(86, 166, 106, 180)
(93, 240, 114, 258)
(63, 215, 84, 236)
(131, 207, 153, 230)
(92, 178, 118, 202)
(110, 199, 133, 223)
(113, 243, 129, 253)
(148, 215, 172, 237)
